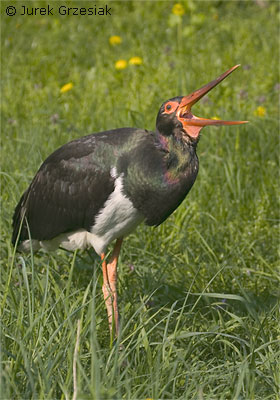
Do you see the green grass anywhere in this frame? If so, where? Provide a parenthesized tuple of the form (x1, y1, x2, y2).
(1, 1, 279, 399)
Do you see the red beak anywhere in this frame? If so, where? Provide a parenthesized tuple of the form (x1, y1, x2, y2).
(177, 65, 248, 138)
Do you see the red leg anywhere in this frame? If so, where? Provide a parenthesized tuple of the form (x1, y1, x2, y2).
(101, 238, 123, 337)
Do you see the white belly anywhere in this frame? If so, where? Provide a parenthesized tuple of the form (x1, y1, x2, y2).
(19, 168, 143, 255)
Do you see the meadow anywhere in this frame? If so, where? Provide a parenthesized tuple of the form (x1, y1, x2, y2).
(1, 1, 279, 399)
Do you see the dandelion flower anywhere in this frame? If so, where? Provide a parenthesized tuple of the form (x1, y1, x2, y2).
(172, 3, 185, 16)
(60, 82, 73, 93)
(129, 56, 143, 66)
(115, 59, 127, 70)
(109, 35, 122, 46)
(254, 106, 266, 117)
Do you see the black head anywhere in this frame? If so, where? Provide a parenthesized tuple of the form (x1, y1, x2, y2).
(156, 65, 248, 144)
(156, 96, 191, 143)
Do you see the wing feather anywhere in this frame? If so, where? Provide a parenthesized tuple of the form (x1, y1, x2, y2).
(12, 134, 115, 244)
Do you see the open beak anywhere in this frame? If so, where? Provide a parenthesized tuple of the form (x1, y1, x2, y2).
(177, 65, 248, 138)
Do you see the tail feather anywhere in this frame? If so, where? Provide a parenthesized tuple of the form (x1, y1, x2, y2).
(12, 190, 29, 245)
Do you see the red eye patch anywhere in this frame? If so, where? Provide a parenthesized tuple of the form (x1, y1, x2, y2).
(163, 101, 179, 114)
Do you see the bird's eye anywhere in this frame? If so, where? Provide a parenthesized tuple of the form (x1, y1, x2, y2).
(164, 101, 178, 113)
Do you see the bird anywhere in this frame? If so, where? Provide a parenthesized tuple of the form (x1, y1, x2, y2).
(12, 65, 247, 337)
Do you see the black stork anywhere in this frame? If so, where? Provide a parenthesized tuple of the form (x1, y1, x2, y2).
(12, 65, 247, 337)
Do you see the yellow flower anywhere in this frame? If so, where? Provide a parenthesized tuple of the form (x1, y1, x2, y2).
(115, 59, 127, 70)
(211, 116, 221, 120)
(60, 82, 73, 93)
(129, 56, 143, 66)
(109, 35, 122, 46)
(172, 3, 185, 16)
(254, 106, 266, 117)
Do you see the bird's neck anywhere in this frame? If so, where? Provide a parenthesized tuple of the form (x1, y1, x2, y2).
(156, 130, 197, 178)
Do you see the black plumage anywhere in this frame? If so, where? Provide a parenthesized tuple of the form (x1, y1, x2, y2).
(12, 126, 198, 245)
